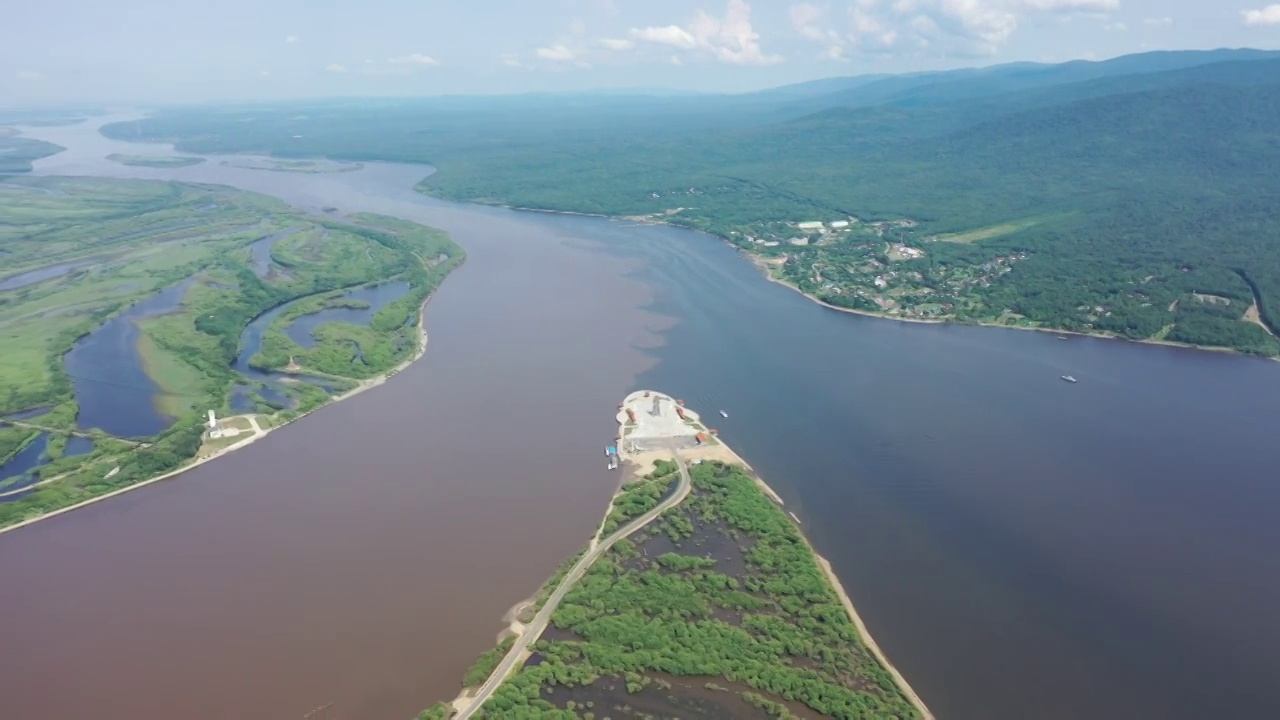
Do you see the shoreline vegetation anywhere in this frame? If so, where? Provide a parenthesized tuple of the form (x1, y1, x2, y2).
(106, 153, 205, 168)
(498, 202, 1279, 361)
(0, 282, 442, 537)
(105, 49, 1280, 359)
(428, 394, 931, 720)
(0, 177, 462, 532)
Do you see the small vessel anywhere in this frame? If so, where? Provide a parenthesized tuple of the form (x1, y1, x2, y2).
(719, 410, 729, 418)
(1057, 335, 1068, 340)
(1061, 375, 1077, 383)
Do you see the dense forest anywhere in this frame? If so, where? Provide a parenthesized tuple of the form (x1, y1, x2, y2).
(446, 461, 919, 719)
(104, 49, 1280, 355)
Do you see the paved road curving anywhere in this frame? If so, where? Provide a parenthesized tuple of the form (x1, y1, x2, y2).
(456, 449, 693, 719)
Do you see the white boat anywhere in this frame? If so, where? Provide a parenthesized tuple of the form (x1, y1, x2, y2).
(719, 410, 729, 418)
(1061, 375, 1077, 383)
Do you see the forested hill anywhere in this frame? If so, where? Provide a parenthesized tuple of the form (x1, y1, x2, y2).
(104, 49, 1280, 354)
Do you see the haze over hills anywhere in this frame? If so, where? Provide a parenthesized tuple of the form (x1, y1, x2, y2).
(101, 47, 1280, 355)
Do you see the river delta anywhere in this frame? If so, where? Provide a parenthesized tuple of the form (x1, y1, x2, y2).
(0, 117, 1278, 719)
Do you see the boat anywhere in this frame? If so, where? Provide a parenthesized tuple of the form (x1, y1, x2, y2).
(719, 410, 729, 418)
(1061, 375, 1077, 383)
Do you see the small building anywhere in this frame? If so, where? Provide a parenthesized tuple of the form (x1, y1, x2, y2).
(829, 220, 850, 229)
(796, 221, 824, 230)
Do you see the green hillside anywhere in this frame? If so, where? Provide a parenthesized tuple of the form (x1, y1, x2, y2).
(104, 50, 1280, 354)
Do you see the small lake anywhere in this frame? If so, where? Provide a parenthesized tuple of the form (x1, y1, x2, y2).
(3, 407, 52, 421)
(0, 432, 50, 490)
(285, 281, 410, 348)
(64, 280, 191, 438)
(0, 433, 95, 501)
(0, 257, 103, 291)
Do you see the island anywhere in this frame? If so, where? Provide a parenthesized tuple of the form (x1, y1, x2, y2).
(0, 131, 65, 172)
(0, 176, 463, 531)
(421, 391, 931, 720)
(106, 153, 206, 168)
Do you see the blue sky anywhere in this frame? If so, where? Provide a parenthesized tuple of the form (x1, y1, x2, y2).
(3, 0, 1278, 106)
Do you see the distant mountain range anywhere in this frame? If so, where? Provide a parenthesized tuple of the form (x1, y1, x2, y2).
(104, 48, 1280, 355)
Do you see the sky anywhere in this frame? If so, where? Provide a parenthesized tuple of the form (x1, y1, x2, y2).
(3, 0, 1279, 106)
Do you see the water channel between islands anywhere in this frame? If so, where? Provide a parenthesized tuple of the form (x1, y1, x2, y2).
(0, 116, 1278, 720)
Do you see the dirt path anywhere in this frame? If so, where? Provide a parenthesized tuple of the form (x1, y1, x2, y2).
(453, 447, 693, 719)
(1245, 302, 1277, 338)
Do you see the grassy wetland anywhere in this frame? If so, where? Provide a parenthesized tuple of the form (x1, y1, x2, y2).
(0, 176, 461, 529)
(439, 460, 921, 720)
(106, 153, 206, 168)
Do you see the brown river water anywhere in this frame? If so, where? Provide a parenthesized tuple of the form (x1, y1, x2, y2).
(3, 117, 1280, 720)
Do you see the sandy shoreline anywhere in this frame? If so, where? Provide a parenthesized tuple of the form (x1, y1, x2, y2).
(610, 393, 933, 719)
(0, 272, 452, 537)
(687, 430, 935, 720)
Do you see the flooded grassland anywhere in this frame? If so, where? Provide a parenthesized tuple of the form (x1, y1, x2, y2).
(0, 175, 462, 527)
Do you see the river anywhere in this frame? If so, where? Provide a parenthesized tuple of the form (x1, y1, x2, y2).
(1, 116, 1279, 720)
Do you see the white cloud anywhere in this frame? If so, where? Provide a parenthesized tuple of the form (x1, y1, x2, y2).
(570, 18, 588, 36)
(598, 37, 636, 51)
(791, 2, 848, 59)
(1020, 0, 1119, 11)
(1103, 20, 1127, 31)
(16, 70, 45, 81)
(630, 25, 699, 49)
(630, 0, 781, 65)
(1142, 16, 1173, 26)
(285, 35, 299, 44)
(258, 69, 271, 77)
(1243, 4, 1280, 25)
(501, 53, 524, 68)
(388, 53, 439, 66)
(324, 64, 348, 73)
(789, 0, 1130, 61)
(535, 44, 578, 61)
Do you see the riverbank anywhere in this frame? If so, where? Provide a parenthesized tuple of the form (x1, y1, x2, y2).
(437, 391, 932, 719)
(0, 267, 452, 536)
(644, 399, 934, 720)
(472, 194, 1275, 360)
(742, 254, 1280, 361)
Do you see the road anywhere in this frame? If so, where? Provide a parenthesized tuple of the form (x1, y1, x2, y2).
(455, 448, 693, 719)
(0, 420, 145, 447)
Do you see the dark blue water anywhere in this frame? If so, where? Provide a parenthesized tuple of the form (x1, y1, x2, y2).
(0, 258, 101, 291)
(64, 436, 94, 457)
(63, 281, 191, 437)
(3, 407, 52, 421)
(284, 282, 410, 348)
(248, 227, 300, 278)
(229, 383, 295, 413)
(0, 432, 50, 488)
(232, 294, 348, 394)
